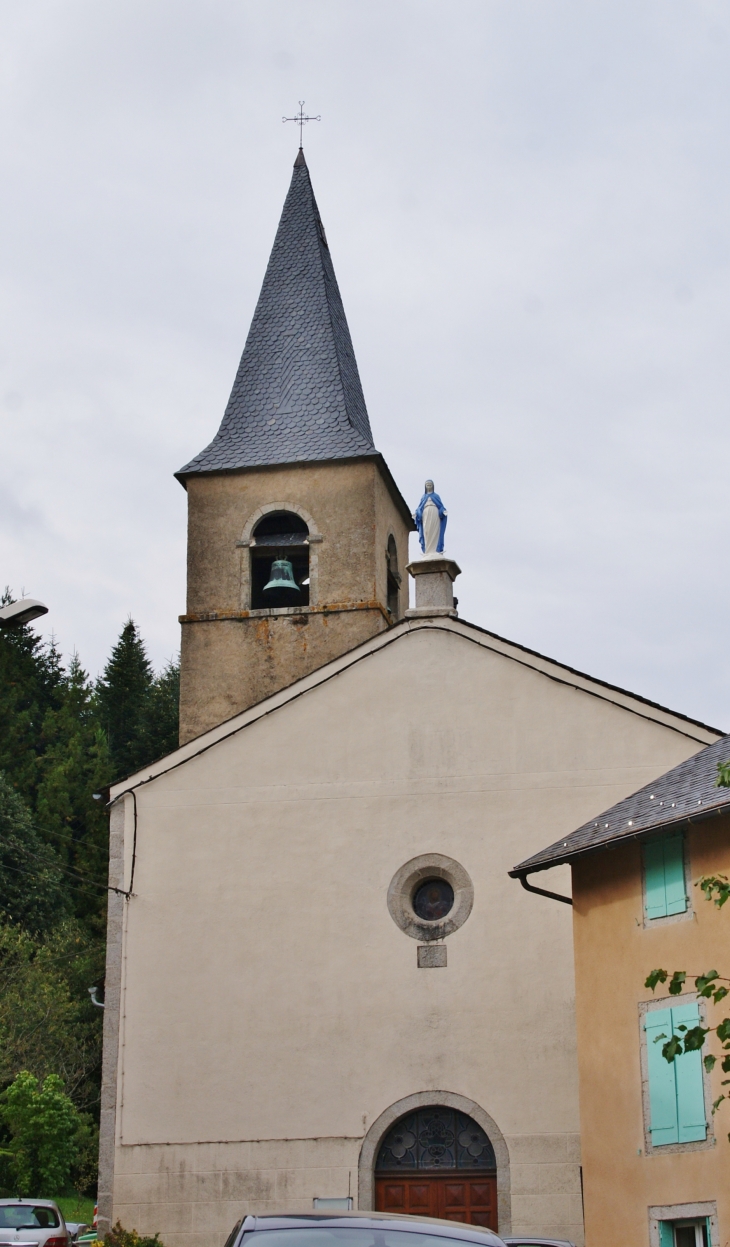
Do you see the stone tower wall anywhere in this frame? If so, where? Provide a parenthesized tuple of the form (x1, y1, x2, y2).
(178, 457, 412, 742)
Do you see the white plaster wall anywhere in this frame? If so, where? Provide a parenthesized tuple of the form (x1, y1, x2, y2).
(109, 625, 707, 1247)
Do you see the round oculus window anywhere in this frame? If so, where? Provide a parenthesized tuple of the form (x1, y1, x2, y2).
(412, 878, 455, 922)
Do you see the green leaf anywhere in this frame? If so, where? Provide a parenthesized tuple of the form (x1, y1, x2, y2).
(669, 971, 687, 995)
(712, 1094, 726, 1114)
(645, 968, 668, 992)
(696, 970, 720, 996)
(713, 987, 729, 1004)
(662, 1034, 683, 1062)
(698, 873, 730, 908)
(715, 761, 730, 788)
(722, 1055, 730, 1073)
(704, 1054, 717, 1072)
(716, 1018, 730, 1043)
(683, 1024, 709, 1052)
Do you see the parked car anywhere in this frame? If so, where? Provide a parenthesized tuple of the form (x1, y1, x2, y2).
(64, 1228, 91, 1243)
(0, 1201, 71, 1247)
(223, 1212, 505, 1247)
(501, 1239, 576, 1247)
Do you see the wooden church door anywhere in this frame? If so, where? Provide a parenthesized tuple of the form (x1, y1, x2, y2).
(374, 1107, 498, 1231)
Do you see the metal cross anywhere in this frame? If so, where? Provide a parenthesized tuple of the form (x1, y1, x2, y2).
(282, 101, 321, 148)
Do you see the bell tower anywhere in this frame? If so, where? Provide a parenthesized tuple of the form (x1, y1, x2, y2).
(176, 148, 414, 744)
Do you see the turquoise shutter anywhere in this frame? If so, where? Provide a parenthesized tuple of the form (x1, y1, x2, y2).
(643, 835, 687, 919)
(646, 1008, 679, 1143)
(673, 1003, 707, 1142)
(658, 1222, 674, 1247)
(644, 840, 669, 919)
(704, 1217, 711, 1247)
(663, 835, 688, 915)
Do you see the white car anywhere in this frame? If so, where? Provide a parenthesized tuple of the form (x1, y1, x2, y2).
(0, 1200, 71, 1247)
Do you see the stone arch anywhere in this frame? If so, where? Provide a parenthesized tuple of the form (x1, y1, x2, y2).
(358, 1091, 511, 1231)
(238, 502, 322, 609)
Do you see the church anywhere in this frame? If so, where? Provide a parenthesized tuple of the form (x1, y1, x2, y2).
(97, 147, 721, 1247)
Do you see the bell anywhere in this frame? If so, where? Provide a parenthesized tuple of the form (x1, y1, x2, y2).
(263, 558, 301, 594)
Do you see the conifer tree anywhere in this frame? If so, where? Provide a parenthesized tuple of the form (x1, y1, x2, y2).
(96, 620, 154, 780)
(0, 775, 67, 933)
(142, 657, 180, 762)
(35, 655, 112, 935)
(0, 591, 64, 807)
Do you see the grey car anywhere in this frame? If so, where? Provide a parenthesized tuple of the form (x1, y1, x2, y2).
(224, 1212, 505, 1247)
(0, 1201, 70, 1247)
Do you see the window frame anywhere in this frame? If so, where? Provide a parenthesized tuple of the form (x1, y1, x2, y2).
(642, 831, 691, 927)
(639, 995, 714, 1156)
(649, 1204, 717, 1247)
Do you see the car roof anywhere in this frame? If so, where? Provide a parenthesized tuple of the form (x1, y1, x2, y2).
(501, 1239, 575, 1246)
(0, 1201, 59, 1208)
(243, 1213, 501, 1243)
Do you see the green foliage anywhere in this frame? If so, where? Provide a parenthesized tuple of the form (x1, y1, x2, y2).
(104, 1221, 163, 1247)
(55, 1195, 96, 1225)
(716, 760, 730, 787)
(698, 873, 730, 909)
(0, 598, 178, 1172)
(0, 774, 67, 933)
(35, 655, 112, 935)
(0, 920, 104, 1111)
(0, 1071, 89, 1196)
(0, 593, 64, 809)
(96, 621, 154, 780)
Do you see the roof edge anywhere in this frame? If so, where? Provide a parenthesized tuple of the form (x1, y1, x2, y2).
(510, 800, 730, 878)
(174, 451, 415, 529)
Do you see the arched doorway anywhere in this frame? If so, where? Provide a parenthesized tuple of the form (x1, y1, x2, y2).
(374, 1106, 497, 1229)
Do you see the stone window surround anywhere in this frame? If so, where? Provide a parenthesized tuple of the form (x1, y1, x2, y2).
(387, 853, 474, 943)
(638, 992, 715, 1157)
(358, 1091, 511, 1231)
(648, 1201, 718, 1247)
(641, 831, 694, 930)
(236, 502, 322, 610)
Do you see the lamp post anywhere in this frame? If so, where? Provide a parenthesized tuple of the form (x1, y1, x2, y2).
(0, 598, 48, 627)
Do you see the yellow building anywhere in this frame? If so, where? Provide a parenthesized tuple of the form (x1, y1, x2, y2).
(512, 736, 730, 1247)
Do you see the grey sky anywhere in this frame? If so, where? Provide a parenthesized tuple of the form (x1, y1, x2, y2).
(1, 1, 729, 729)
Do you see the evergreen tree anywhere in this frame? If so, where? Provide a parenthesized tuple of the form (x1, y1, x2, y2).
(142, 657, 180, 762)
(0, 775, 67, 934)
(0, 591, 64, 808)
(35, 655, 112, 936)
(96, 620, 154, 779)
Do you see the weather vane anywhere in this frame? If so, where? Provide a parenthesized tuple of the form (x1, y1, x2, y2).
(282, 101, 321, 148)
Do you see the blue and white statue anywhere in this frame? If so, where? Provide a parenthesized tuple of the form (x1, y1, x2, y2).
(414, 480, 447, 556)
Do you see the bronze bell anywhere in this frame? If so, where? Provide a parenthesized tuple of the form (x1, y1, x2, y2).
(263, 558, 301, 594)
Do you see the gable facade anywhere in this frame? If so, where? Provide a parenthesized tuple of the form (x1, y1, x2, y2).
(98, 618, 719, 1247)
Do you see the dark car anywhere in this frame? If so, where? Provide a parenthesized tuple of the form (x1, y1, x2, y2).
(501, 1239, 576, 1247)
(224, 1213, 504, 1247)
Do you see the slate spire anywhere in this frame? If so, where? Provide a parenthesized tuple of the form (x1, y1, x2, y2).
(177, 151, 377, 478)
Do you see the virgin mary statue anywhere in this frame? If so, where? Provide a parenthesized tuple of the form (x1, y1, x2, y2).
(414, 481, 447, 556)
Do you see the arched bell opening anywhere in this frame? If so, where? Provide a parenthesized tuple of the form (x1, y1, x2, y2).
(374, 1105, 498, 1229)
(250, 511, 310, 610)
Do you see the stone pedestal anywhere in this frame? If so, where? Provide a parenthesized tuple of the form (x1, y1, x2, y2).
(405, 556, 461, 618)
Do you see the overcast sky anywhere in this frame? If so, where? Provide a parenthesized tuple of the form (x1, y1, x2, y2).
(2, 1, 730, 729)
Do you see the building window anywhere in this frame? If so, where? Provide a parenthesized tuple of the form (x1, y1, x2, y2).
(660, 1220, 711, 1247)
(376, 1108, 496, 1172)
(250, 512, 309, 610)
(643, 833, 687, 919)
(386, 535, 400, 618)
(645, 1003, 707, 1145)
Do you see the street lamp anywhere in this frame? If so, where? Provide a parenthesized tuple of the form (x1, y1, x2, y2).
(0, 599, 49, 627)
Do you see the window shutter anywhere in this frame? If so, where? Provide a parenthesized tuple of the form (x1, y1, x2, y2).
(646, 1008, 679, 1144)
(644, 840, 669, 919)
(658, 1222, 674, 1247)
(663, 835, 688, 916)
(643, 835, 687, 919)
(672, 1003, 707, 1142)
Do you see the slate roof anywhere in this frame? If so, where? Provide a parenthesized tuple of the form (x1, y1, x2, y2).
(511, 732, 730, 877)
(177, 149, 377, 479)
